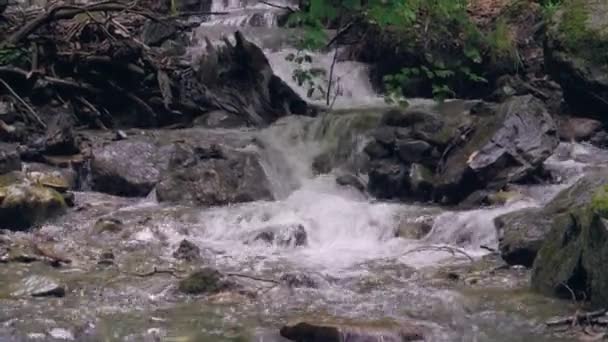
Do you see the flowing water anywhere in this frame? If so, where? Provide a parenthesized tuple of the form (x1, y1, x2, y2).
(3, 1, 608, 341)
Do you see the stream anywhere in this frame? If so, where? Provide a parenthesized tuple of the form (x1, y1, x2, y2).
(2, 1, 608, 341)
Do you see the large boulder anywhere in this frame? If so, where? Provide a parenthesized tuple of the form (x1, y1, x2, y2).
(435, 95, 558, 202)
(90, 138, 172, 197)
(155, 143, 273, 206)
(545, 0, 608, 120)
(90, 130, 273, 205)
(0, 184, 66, 230)
(532, 206, 608, 306)
(180, 31, 313, 126)
(496, 171, 608, 267)
(365, 96, 558, 203)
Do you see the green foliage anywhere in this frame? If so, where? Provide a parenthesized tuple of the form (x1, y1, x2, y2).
(557, 0, 608, 65)
(540, 0, 563, 19)
(0, 46, 27, 66)
(285, 51, 327, 99)
(591, 185, 608, 218)
(286, 0, 492, 103)
(487, 18, 522, 70)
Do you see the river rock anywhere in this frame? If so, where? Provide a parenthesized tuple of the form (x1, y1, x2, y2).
(0, 184, 66, 230)
(90, 138, 171, 197)
(180, 31, 313, 126)
(280, 321, 424, 342)
(247, 224, 307, 247)
(0, 142, 20, 174)
(367, 160, 407, 199)
(532, 206, 608, 306)
(178, 268, 234, 295)
(335, 173, 366, 192)
(12, 275, 66, 297)
(280, 272, 319, 289)
(142, 20, 177, 46)
(496, 171, 608, 267)
(172, 239, 201, 261)
(545, 0, 608, 120)
(435, 95, 558, 203)
(156, 143, 273, 206)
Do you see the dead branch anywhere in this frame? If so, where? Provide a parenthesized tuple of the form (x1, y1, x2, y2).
(0, 66, 102, 93)
(400, 245, 475, 263)
(546, 309, 607, 327)
(0, 77, 46, 129)
(259, 0, 295, 13)
(226, 272, 281, 285)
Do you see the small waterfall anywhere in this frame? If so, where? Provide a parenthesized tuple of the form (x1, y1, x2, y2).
(191, 0, 385, 109)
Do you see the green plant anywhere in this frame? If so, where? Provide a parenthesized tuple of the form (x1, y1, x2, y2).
(487, 18, 522, 71)
(591, 185, 608, 218)
(0, 46, 27, 66)
(285, 51, 327, 99)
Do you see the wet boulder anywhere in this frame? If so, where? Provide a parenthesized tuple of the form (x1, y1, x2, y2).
(280, 321, 424, 342)
(435, 96, 558, 203)
(247, 224, 307, 247)
(90, 138, 172, 197)
(12, 275, 66, 298)
(367, 160, 408, 199)
(0, 184, 66, 230)
(531, 206, 608, 306)
(181, 31, 313, 126)
(497, 171, 608, 267)
(545, 0, 608, 121)
(178, 268, 234, 295)
(156, 143, 273, 206)
(173, 239, 201, 261)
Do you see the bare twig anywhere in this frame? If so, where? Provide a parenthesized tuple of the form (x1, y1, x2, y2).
(546, 309, 607, 327)
(226, 272, 281, 285)
(400, 245, 475, 263)
(259, 0, 295, 12)
(326, 45, 338, 107)
(0, 77, 46, 129)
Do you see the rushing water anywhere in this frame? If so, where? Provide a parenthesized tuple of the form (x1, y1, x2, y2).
(3, 1, 608, 341)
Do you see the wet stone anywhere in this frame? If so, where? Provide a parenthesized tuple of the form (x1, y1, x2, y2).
(94, 218, 124, 234)
(280, 321, 425, 342)
(249, 224, 308, 247)
(172, 239, 201, 261)
(178, 268, 233, 295)
(13, 275, 66, 298)
(280, 273, 319, 289)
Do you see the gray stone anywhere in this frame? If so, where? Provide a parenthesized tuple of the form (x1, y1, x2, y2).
(396, 140, 432, 163)
(13, 275, 66, 297)
(248, 224, 307, 247)
(496, 171, 608, 267)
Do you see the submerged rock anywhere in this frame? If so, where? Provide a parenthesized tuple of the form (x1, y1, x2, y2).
(280, 321, 424, 342)
(558, 117, 604, 142)
(248, 224, 308, 247)
(496, 171, 608, 267)
(13, 275, 66, 298)
(172, 239, 201, 261)
(178, 268, 233, 295)
(280, 273, 319, 289)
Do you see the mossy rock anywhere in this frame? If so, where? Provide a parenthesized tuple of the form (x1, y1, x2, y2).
(545, 0, 608, 118)
(591, 185, 608, 218)
(26, 171, 71, 193)
(178, 268, 232, 295)
(532, 206, 608, 307)
(0, 184, 67, 230)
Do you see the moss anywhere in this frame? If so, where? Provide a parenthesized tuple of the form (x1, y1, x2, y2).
(591, 184, 608, 218)
(557, 0, 608, 65)
(487, 18, 520, 68)
(178, 268, 230, 295)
